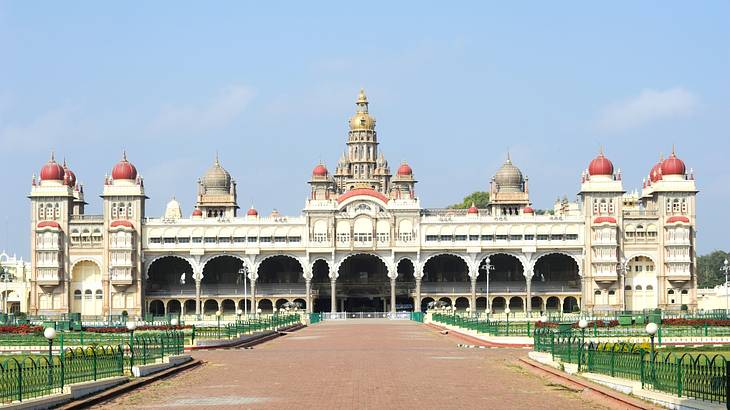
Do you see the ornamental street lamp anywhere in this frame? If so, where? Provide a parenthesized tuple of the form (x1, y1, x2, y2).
(236, 309, 242, 321)
(238, 266, 249, 317)
(504, 306, 511, 333)
(171, 318, 179, 327)
(646, 322, 658, 383)
(722, 259, 730, 316)
(617, 257, 628, 311)
(480, 258, 495, 314)
(215, 310, 222, 338)
(44, 327, 56, 386)
(0, 267, 16, 314)
(578, 319, 588, 370)
(127, 321, 137, 372)
(256, 308, 262, 318)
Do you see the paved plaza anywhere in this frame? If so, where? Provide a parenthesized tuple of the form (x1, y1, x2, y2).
(95, 321, 622, 409)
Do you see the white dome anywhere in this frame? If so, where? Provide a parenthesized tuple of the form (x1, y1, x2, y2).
(164, 197, 182, 220)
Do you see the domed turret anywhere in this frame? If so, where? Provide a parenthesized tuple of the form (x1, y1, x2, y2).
(191, 208, 203, 218)
(396, 162, 413, 176)
(201, 155, 232, 193)
(62, 160, 76, 186)
(649, 156, 663, 182)
(467, 202, 478, 214)
(312, 163, 328, 177)
(164, 197, 182, 220)
(588, 151, 614, 176)
(349, 89, 376, 130)
(661, 150, 686, 176)
(40, 153, 65, 181)
(494, 154, 524, 192)
(111, 151, 138, 180)
(247, 206, 258, 217)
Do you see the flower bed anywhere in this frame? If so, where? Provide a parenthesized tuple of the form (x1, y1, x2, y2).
(81, 325, 191, 333)
(0, 325, 43, 334)
(662, 318, 730, 327)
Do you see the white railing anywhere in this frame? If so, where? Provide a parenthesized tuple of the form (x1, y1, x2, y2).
(320, 312, 411, 320)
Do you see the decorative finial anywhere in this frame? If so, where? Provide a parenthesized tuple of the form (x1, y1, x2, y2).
(599, 145, 604, 156)
(506, 151, 511, 163)
(671, 144, 676, 156)
(50, 151, 55, 162)
(215, 151, 220, 165)
(122, 149, 127, 161)
(62, 157, 67, 167)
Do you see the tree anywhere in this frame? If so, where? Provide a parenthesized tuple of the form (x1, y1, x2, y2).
(448, 191, 490, 209)
(697, 250, 730, 288)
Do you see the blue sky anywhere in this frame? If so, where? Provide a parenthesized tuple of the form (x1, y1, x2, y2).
(0, 2, 728, 257)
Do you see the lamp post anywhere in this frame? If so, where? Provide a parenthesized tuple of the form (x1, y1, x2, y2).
(617, 257, 627, 311)
(215, 310, 221, 338)
(236, 309, 242, 322)
(108, 268, 114, 324)
(171, 318, 179, 327)
(578, 319, 588, 370)
(646, 322, 658, 383)
(0, 267, 16, 314)
(238, 266, 249, 318)
(256, 308, 262, 318)
(44, 327, 56, 386)
(722, 259, 730, 317)
(504, 306, 511, 334)
(127, 321, 136, 372)
(480, 257, 495, 315)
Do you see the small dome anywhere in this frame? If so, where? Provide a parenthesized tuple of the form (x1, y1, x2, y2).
(37, 220, 61, 229)
(40, 154, 65, 181)
(192, 208, 203, 217)
(661, 152, 686, 176)
(111, 152, 138, 180)
(588, 152, 614, 176)
(62, 161, 76, 186)
(667, 215, 690, 224)
(467, 203, 478, 214)
(649, 159, 663, 182)
(164, 197, 182, 219)
(110, 220, 134, 229)
(201, 156, 231, 193)
(397, 162, 413, 176)
(523, 206, 534, 214)
(312, 164, 328, 177)
(494, 155, 524, 192)
(247, 206, 258, 216)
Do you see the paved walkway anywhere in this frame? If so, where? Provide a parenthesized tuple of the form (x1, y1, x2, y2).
(95, 320, 616, 409)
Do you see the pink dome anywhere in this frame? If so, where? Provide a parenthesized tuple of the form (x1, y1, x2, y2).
(111, 152, 138, 180)
(312, 164, 328, 177)
(523, 206, 535, 214)
(40, 156, 65, 181)
(192, 208, 203, 217)
(247, 207, 258, 216)
(661, 152, 686, 176)
(588, 153, 614, 176)
(397, 162, 413, 176)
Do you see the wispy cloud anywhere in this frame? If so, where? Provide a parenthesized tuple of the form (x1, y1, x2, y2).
(0, 106, 83, 151)
(596, 87, 698, 132)
(146, 84, 255, 135)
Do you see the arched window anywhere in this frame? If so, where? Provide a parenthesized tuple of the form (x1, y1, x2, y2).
(646, 285, 653, 290)
(127, 202, 134, 217)
(73, 290, 82, 300)
(608, 290, 615, 295)
(84, 289, 93, 300)
(624, 285, 632, 290)
(594, 290, 601, 295)
(681, 289, 688, 295)
(95, 289, 103, 299)
(635, 285, 643, 291)
(112, 203, 118, 218)
(668, 289, 675, 295)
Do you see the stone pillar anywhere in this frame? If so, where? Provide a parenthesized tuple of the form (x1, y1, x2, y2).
(330, 277, 337, 313)
(195, 279, 201, 316)
(525, 278, 532, 314)
(305, 279, 312, 314)
(250, 281, 257, 314)
(390, 277, 396, 313)
(415, 277, 422, 312)
(470, 277, 477, 312)
(618, 270, 625, 310)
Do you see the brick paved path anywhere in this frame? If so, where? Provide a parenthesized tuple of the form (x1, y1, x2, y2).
(95, 320, 614, 409)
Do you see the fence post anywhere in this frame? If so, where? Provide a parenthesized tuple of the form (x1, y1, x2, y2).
(725, 360, 729, 408)
(676, 357, 682, 398)
(640, 352, 645, 388)
(550, 332, 555, 360)
(92, 349, 98, 381)
(17, 364, 22, 402)
(161, 336, 165, 360)
(610, 348, 615, 377)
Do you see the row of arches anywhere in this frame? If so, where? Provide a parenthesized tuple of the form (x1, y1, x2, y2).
(148, 297, 307, 315)
(420, 296, 580, 313)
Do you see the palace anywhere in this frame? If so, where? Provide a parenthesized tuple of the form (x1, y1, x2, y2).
(27, 90, 698, 317)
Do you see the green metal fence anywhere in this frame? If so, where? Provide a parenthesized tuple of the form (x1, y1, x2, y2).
(431, 313, 534, 336)
(410, 312, 424, 323)
(309, 313, 322, 324)
(191, 314, 300, 342)
(534, 328, 728, 404)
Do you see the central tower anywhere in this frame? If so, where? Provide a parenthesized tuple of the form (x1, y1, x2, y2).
(334, 89, 391, 194)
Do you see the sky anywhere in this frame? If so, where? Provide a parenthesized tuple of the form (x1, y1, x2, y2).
(0, 2, 728, 258)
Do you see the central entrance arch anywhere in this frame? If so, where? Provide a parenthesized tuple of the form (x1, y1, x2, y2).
(337, 254, 389, 312)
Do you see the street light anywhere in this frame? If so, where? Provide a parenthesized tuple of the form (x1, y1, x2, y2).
(44, 327, 56, 386)
(722, 259, 730, 316)
(238, 266, 249, 317)
(171, 318, 179, 327)
(236, 309, 242, 321)
(215, 310, 222, 338)
(480, 257, 495, 314)
(578, 319, 588, 370)
(504, 306, 511, 333)
(256, 308, 262, 318)
(617, 257, 628, 311)
(0, 267, 16, 314)
(127, 321, 137, 372)
(646, 322, 658, 383)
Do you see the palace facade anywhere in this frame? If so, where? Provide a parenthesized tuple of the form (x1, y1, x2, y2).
(27, 90, 698, 317)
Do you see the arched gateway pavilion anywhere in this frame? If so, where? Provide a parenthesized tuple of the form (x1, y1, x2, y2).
(26, 90, 698, 316)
